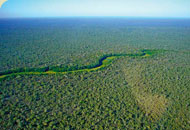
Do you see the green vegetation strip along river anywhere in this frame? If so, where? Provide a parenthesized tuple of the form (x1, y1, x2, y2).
(0, 50, 160, 80)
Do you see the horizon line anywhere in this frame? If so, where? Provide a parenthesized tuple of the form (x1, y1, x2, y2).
(0, 16, 190, 19)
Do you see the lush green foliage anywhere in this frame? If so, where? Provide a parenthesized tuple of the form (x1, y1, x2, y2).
(0, 18, 190, 129)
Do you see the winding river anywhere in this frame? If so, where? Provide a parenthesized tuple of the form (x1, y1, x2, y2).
(0, 49, 158, 80)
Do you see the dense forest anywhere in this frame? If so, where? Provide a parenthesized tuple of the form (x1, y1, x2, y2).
(0, 18, 190, 129)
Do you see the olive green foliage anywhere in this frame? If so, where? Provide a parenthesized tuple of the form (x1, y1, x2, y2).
(122, 51, 190, 129)
(0, 18, 190, 129)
